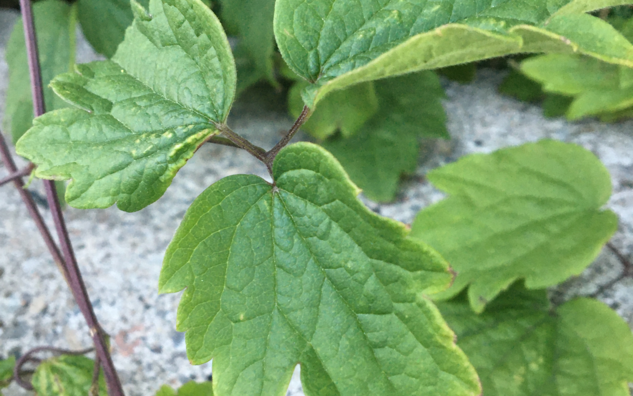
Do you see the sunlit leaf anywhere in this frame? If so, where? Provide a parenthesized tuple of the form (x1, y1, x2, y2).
(160, 143, 480, 396)
(31, 355, 106, 396)
(275, 0, 633, 108)
(16, 0, 236, 212)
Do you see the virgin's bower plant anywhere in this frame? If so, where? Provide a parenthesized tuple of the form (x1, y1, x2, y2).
(5, 0, 633, 394)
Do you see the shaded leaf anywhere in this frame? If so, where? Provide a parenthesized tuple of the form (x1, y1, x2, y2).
(289, 80, 379, 139)
(275, 0, 633, 108)
(521, 54, 633, 120)
(4, 0, 76, 144)
(439, 284, 633, 396)
(16, 0, 236, 212)
(0, 356, 15, 389)
(31, 355, 107, 396)
(499, 69, 546, 103)
(437, 63, 477, 84)
(77, 0, 149, 58)
(411, 140, 617, 312)
(159, 143, 480, 396)
(219, 0, 276, 93)
(323, 72, 448, 202)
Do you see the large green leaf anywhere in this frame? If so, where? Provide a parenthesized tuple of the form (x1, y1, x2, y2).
(219, 0, 276, 92)
(323, 72, 448, 202)
(31, 355, 107, 396)
(0, 356, 15, 390)
(288, 80, 379, 139)
(274, 0, 633, 107)
(520, 54, 633, 120)
(4, 0, 76, 144)
(410, 140, 618, 312)
(77, 0, 148, 58)
(159, 143, 480, 396)
(156, 381, 214, 396)
(16, 0, 236, 212)
(439, 284, 633, 396)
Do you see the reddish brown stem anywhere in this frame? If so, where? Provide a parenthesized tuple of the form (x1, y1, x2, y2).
(0, 163, 34, 186)
(18, 0, 125, 394)
(0, 132, 65, 272)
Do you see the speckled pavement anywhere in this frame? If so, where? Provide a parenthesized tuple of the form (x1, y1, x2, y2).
(1, 9, 632, 396)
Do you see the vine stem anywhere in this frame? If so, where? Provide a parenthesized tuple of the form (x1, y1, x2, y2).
(590, 242, 633, 298)
(0, 132, 66, 275)
(18, 0, 125, 394)
(0, 162, 33, 186)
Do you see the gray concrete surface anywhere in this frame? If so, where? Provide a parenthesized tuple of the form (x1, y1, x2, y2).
(1, 8, 632, 396)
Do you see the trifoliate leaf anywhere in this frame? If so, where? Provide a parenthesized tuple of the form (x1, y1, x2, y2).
(219, 0, 276, 93)
(31, 355, 107, 396)
(77, 0, 149, 58)
(288, 81, 379, 139)
(156, 382, 214, 396)
(159, 143, 480, 396)
(438, 284, 633, 396)
(0, 356, 15, 389)
(323, 72, 448, 202)
(521, 54, 633, 120)
(4, 0, 76, 144)
(410, 140, 618, 313)
(16, 0, 236, 212)
(274, 0, 633, 108)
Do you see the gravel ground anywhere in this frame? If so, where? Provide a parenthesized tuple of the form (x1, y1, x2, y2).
(1, 8, 632, 396)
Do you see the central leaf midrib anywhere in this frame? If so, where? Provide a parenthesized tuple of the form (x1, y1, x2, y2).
(273, 191, 398, 392)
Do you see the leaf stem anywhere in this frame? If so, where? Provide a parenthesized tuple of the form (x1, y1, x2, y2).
(18, 0, 124, 394)
(265, 106, 310, 167)
(216, 123, 268, 162)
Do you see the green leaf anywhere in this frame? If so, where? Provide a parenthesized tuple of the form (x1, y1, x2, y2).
(438, 284, 633, 396)
(16, 0, 236, 212)
(77, 0, 148, 58)
(274, 0, 633, 108)
(219, 0, 276, 92)
(437, 63, 478, 84)
(156, 382, 214, 396)
(178, 381, 215, 396)
(0, 356, 15, 389)
(31, 355, 107, 396)
(323, 72, 448, 202)
(499, 69, 546, 103)
(410, 140, 618, 312)
(288, 81, 379, 139)
(159, 142, 480, 396)
(4, 0, 76, 144)
(521, 54, 633, 120)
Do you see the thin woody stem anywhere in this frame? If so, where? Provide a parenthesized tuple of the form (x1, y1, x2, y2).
(0, 132, 66, 274)
(0, 163, 34, 186)
(18, 0, 124, 394)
